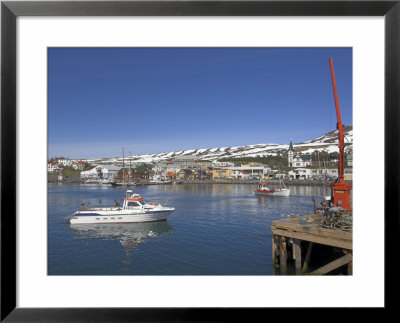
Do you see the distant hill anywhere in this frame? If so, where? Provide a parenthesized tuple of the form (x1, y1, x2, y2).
(83, 125, 353, 164)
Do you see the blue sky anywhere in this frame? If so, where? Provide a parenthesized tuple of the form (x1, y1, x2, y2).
(48, 47, 352, 159)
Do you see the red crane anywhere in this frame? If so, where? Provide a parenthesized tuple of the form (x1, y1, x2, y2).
(328, 57, 352, 211)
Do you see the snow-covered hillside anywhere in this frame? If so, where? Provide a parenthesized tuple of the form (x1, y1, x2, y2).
(84, 125, 353, 164)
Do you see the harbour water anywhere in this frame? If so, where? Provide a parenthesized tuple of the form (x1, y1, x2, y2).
(48, 183, 330, 275)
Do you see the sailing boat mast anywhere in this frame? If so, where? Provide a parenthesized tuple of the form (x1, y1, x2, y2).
(122, 147, 125, 183)
(129, 151, 132, 185)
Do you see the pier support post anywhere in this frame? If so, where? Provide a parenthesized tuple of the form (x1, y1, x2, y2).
(347, 260, 353, 275)
(301, 242, 313, 273)
(344, 250, 353, 275)
(279, 237, 287, 274)
(272, 236, 278, 268)
(293, 239, 302, 274)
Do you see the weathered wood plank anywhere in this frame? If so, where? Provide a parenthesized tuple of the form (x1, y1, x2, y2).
(271, 221, 352, 241)
(272, 236, 277, 268)
(294, 239, 302, 274)
(271, 227, 352, 250)
(278, 236, 287, 274)
(278, 213, 322, 223)
(302, 242, 313, 273)
(310, 253, 353, 275)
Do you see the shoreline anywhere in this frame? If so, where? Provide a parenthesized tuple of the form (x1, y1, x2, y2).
(48, 178, 351, 186)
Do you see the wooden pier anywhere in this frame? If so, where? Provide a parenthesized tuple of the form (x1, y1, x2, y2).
(271, 213, 352, 275)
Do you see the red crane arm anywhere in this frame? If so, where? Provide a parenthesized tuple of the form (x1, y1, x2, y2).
(329, 57, 345, 183)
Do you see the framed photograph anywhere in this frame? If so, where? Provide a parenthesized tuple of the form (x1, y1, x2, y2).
(2, 0, 397, 320)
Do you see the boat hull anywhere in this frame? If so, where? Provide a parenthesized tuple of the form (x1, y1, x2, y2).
(255, 189, 290, 197)
(70, 208, 174, 224)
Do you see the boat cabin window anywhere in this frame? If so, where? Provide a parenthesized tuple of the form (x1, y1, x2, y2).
(127, 201, 141, 207)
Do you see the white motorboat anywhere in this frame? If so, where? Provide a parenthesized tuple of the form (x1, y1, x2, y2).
(70, 190, 175, 224)
(255, 181, 290, 197)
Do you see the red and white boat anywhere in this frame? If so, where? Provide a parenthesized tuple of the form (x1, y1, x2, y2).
(255, 181, 290, 197)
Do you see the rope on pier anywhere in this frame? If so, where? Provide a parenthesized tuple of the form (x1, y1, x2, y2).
(321, 208, 352, 231)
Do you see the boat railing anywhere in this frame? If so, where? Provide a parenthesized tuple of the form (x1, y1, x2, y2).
(79, 203, 89, 211)
(96, 207, 120, 211)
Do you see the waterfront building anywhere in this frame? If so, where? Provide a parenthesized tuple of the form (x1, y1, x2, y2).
(177, 168, 192, 180)
(166, 172, 176, 180)
(48, 162, 62, 173)
(57, 158, 74, 167)
(153, 161, 169, 174)
(210, 168, 232, 179)
(288, 167, 339, 180)
(344, 168, 352, 181)
(288, 140, 312, 167)
(288, 168, 316, 179)
(72, 161, 85, 171)
(131, 166, 150, 179)
(80, 164, 121, 179)
(292, 153, 313, 167)
(234, 164, 271, 178)
(166, 163, 182, 174)
(230, 170, 251, 180)
(346, 154, 353, 167)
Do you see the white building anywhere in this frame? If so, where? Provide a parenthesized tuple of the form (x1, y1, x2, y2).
(212, 161, 235, 168)
(292, 153, 313, 167)
(57, 158, 74, 167)
(48, 162, 62, 173)
(288, 168, 316, 179)
(289, 168, 339, 180)
(73, 161, 85, 171)
(234, 164, 271, 178)
(230, 170, 251, 179)
(80, 165, 121, 179)
(288, 141, 313, 167)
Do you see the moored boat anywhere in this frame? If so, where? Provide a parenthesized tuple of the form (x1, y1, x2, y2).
(101, 178, 116, 185)
(255, 181, 290, 197)
(70, 190, 175, 224)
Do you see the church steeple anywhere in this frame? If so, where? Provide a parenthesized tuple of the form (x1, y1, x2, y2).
(289, 140, 294, 152)
(288, 140, 294, 167)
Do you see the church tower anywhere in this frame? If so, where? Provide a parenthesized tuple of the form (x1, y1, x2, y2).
(288, 140, 294, 167)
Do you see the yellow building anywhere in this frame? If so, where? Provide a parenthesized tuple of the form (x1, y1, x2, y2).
(211, 168, 233, 179)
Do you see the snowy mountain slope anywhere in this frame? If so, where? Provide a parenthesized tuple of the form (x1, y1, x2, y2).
(85, 125, 353, 164)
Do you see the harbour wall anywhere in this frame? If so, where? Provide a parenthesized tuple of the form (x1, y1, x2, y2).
(48, 174, 81, 183)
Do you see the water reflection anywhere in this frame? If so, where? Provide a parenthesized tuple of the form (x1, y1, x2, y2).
(69, 221, 174, 259)
(49, 183, 348, 274)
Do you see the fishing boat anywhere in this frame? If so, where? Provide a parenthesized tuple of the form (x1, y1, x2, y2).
(255, 180, 290, 197)
(101, 178, 116, 185)
(149, 179, 172, 185)
(70, 190, 175, 224)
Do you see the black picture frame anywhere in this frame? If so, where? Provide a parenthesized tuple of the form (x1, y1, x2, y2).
(1, 0, 398, 321)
